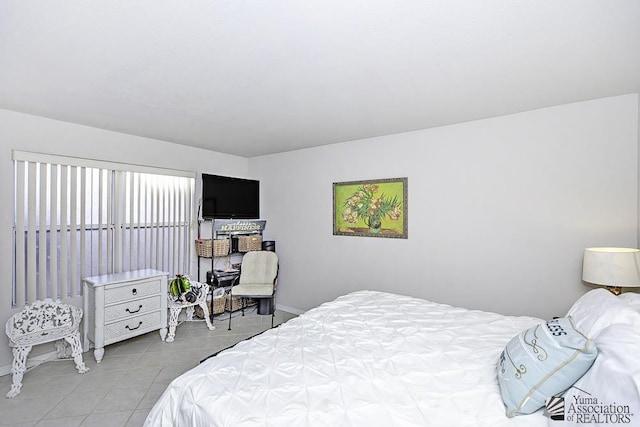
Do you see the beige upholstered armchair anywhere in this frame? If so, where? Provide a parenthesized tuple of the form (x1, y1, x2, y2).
(228, 250, 279, 330)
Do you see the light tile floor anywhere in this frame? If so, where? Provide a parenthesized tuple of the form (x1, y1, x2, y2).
(0, 308, 297, 426)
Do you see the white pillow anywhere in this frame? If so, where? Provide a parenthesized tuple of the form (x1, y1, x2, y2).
(548, 323, 640, 425)
(618, 291, 640, 313)
(566, 289, 640, 338)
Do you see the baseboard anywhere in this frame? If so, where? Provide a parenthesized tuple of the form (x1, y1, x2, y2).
(275, 303, 304, 316)
(1, 305, 303, 376)
(0, 350, 58, 377)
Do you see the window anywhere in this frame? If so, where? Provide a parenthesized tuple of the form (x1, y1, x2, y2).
(12, 151, 195, 307)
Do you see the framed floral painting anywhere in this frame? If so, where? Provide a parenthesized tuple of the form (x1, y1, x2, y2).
(333, 177, 407, 238)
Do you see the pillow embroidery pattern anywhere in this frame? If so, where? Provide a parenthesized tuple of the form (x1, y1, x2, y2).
(497, 317, 597, 418)
(500, 323, 549, 378)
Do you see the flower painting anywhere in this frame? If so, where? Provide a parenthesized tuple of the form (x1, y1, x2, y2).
(333, 177, 407, 238)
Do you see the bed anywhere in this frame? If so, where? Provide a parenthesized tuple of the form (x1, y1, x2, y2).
(145, 289, 640, 426)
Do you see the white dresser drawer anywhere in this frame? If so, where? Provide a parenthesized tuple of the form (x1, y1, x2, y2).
(104, 295, 162, 323)
(104, 311, 161, 342)
(105, 278, 162, 304)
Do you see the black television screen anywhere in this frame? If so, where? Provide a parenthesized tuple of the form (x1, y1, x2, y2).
(201, 174, 260, 219)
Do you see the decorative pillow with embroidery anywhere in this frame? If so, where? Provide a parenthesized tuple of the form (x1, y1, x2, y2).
(497, 317, 598, 417)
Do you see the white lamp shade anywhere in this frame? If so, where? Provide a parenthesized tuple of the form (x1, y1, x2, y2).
(582, 247, 640, 287)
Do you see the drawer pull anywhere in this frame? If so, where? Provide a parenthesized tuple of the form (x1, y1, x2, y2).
(132, 288, 138, 295)
(126, 305, 143, 314)
(125, 321, 143, 331)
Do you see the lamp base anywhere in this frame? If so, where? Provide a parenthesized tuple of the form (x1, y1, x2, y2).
(606, 286, 623, 296)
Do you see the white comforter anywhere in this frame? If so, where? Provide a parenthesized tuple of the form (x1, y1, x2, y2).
(146, 291, 548, 426)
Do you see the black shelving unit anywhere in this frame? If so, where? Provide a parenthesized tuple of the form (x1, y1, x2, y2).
(195, 219, 267, 320)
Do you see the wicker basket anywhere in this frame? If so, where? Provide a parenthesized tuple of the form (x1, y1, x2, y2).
(213, 239, 230, 256)
(237, 235, 262, 252)
(211, 296, 226, 314)
(195, 239, 230, 257)
(194, 294, 227, 318)
(194, 305, 204, 318)
(195, 239, 212, 257)
(226, 295, 256, 312)
(196, 293, 255, 314)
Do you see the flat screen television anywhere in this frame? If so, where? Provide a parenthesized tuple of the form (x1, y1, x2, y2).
(201, 174, 260, 219)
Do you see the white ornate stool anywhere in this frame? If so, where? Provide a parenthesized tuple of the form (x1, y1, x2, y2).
(166, 282, 216, 342)
(5, 299, 89, 398)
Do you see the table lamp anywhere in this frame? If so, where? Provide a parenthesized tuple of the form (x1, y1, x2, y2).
(582, 247, 640, 295)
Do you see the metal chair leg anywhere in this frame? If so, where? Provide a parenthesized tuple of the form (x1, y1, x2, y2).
(227, 291, 232, 331)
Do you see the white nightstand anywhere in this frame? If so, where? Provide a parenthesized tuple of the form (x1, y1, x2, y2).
(83, 269, 169, 363)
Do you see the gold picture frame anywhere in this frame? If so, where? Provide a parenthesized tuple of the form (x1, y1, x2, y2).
(333, 177, 408, 238)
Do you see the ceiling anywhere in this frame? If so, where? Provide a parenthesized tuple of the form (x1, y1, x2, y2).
(1, 1, 639, 158)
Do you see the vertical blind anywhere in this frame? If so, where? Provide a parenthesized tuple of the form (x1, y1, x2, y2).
(12, 151, 195, 307)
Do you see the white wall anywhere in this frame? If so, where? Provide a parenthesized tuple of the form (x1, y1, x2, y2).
(251, 94, 639, 320)
(638, 94, 640, 250)
(1, 94, 638, 372)
(0, 109, 249, 370)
